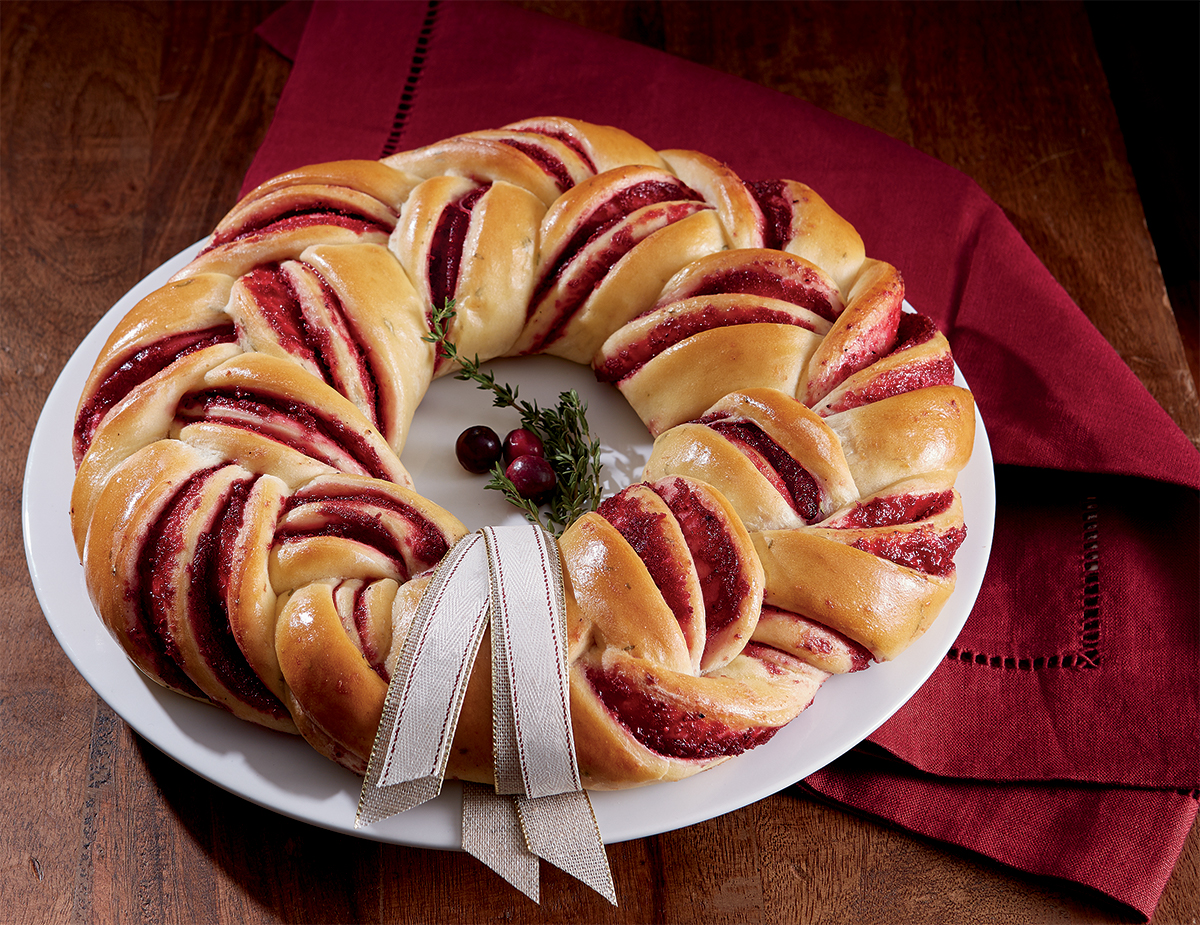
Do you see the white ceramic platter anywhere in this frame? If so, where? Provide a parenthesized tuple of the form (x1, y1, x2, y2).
(24, 240, 995, 848)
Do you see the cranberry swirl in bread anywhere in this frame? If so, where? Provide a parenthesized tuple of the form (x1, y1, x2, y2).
(70, 117, 974, 789)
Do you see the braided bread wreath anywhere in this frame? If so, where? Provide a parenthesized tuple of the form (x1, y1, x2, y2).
(67, 116, 983, 822)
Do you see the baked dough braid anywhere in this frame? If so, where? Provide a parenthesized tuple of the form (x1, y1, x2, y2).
(644, 387, 973, 663)
(71, 117, 975, 789)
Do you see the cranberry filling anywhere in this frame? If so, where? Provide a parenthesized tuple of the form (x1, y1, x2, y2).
(852, 523, 967, 576)
(702, 419, 823, 523)
(820, 354, 956, 413)
(746, 179, 795, 251)
(584, 662, 780, 760)
(73, 324, 237, 466)
(518, 128, 597, 173)
(667, 262, 839, 322)
(832, 490, 955, 529)
(241, 263, 383, 431)
(759, 606, 873, 672)
(191, 474, 292, 718)
(304, 266, 381, 428)
(892, 312, 939, 353)
(205, 208, 392, 251)
(277, 491, 452, 576)
(133, 471, 214, 699)
(496, 139, 576, 192)
(528, 178, 704, 315)
(174, 388, 395, 481)
(526, 201, 710, 353)
(597, 490, 698, 640)
(213, 477, 251, 610)
(350, 582, 389, 682)
(427, 185, 488, 318)
(652, 478, 750, 650)
(746, 645, 787, 676)
(241, 264, 323, 374)
(740, 641, 823, 678)
(594, 303, 812, 383)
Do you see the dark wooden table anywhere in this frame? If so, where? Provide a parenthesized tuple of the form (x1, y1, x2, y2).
(4, 2, 1197, 922)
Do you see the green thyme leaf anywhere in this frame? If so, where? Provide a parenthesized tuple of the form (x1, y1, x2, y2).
(425, 298, 604, 535)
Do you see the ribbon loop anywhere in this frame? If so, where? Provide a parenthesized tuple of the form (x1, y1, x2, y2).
(356, 533, 491, 827)
(483, 525, 578, 799)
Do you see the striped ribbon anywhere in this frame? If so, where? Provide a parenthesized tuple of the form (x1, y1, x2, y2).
(356, 524, 616, 905)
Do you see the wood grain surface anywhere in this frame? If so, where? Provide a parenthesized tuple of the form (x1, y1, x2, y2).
(3, 2, 1196, 923)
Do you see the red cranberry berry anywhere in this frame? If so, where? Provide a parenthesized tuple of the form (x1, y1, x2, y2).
(505, 455, 556, 503)
(503, 427, 545, 465)
(455, 425, 502, 474)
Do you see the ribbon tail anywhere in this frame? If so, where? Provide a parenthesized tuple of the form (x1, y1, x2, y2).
(461, 782, 541, 902)
(355, 776, 444, 829)
(518, 791, 617, 906)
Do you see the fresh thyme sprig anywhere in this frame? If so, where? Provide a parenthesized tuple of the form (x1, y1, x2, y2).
(423, 299, 604, 536)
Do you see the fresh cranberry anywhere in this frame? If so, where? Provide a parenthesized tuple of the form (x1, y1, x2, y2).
(455, 425, 502, 474)
(503, 427, 545, 465)
(506, 455, 556, 503)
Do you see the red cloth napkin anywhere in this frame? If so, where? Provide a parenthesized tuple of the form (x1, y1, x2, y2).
(248, 2, 1200, 917)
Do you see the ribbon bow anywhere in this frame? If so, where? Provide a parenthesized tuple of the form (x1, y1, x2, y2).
(356, 524, 616, 905)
